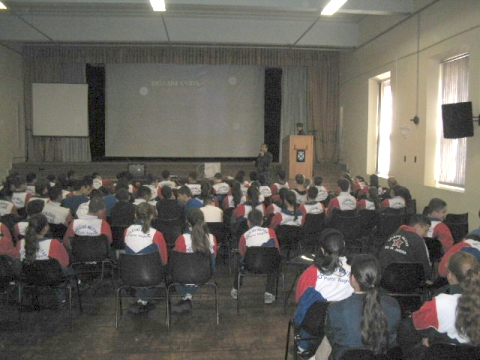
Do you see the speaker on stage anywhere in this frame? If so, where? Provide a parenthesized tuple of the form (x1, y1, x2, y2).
(128, 164, 145, 178)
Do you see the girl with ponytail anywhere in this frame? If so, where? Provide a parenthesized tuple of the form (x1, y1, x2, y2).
(232, 184, 266, 222)
(172, 208, 218, 315)
(294, 229, 354, 356)
(315, 254, 401, 360)
(413, 251, 480, 346)
(268, 190, 305, 230)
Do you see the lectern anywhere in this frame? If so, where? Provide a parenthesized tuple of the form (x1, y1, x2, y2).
(282, 135, 314, 179)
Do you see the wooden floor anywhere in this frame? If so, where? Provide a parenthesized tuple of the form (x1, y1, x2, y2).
(0, 259, 302, 360)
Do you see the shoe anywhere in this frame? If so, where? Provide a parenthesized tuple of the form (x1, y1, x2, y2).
(264, 292, 276, 304)
(128, 300, 156, 314)
(296, 347, 314, 360)
(171, 299, 192, 316)
(230, 288, 238, 300)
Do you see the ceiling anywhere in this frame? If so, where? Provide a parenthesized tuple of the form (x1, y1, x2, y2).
(0, 0, 415, 51)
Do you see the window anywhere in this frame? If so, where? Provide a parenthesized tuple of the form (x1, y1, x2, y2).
(376, 78, 393, 177)
(436, 54, 469, 188)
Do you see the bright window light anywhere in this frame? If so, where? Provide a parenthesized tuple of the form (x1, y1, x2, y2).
(150, 0, 166, 11)
(0, 2, 7, 10)
(321, 0, 347, 16)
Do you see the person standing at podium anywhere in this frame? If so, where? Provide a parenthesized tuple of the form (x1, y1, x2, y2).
(256, 143, 273, 185)
(296, 123, 306, 135)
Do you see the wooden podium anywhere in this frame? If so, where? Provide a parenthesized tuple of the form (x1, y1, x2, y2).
(282, 135, 314, 179)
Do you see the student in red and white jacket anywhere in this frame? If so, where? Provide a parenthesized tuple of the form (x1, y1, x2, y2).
(425, 198, 454, 252)
(353, 175, 369, 199)
(13, 200, 45, 241)
(326, 179, 356, 218)
(438, 234, 480, 278)
(270, 170, 290, 196)
(299, 187, 325, 215)
(0, 221, 15, 258)
(232, 186, 266, 222)
(379, 185, 407, 212)
(269, 190, 305, 230)
(63, 197, 112, 249)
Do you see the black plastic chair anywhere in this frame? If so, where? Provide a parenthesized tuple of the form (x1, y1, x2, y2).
(285, 301, 330, 360)
(424, 237, 443, 277)
(166, 251, 218, 328)
(48, 223, 68, 240)
(237, 246, 285, 314)
(207, 222, 229, 264)
(330, 214, 364, 254)
(341, 346, 402, 360)
(110, 225, 129, 251)
(283, 253, 315, 311)
(115, 252, 166, 329)
(423, 341, 480, 360)
(70, 235, 115, 284)
(381, 262, 426, 316)
(376, 212, 406, 239)
(444, 213, 469, 244)
(0, 255, 18, 307)
(302, 213, 325, 253)
(153, 217, 183, 249)
(19, 259, 82, 329)
(276, 225, 305, 260)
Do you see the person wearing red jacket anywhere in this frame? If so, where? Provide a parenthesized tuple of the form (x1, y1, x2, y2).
(425, 198, 454, 252)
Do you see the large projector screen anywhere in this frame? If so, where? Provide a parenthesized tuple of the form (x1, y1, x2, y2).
(105, 64, 265, 158)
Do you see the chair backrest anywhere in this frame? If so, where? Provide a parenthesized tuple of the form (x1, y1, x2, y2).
(358, 210, 377, 235)
(153, 218, 183, 247)
(70, 235, 109, 262)
(111, 225, 129, 250)
(381, 262, 425, 293)
(276, 225, 304, 250)
(243, 246, 282, 274)
(48, 223, 68, 240)
(331, 215, 363, 240)
(118, 252, 165, 287)
(207, 222, 227, 243)
(21, 258, 65, 286)
(423, 342, 480, 360)
(301, 300, 330, 337)
(376, 213, 406, 238)
(341, 346, 402, 360)
(0, 255, 16, 290)
(332, 209, 357, 218)
(445, 213, 468, 223)
(169, 251, 213, 284)
(303, 213, 325, 235)
(423, 237, 443, 260)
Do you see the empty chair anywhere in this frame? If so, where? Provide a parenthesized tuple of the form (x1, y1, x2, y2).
(0, 255, 19, 307)
(444, 213, 469, 243)
(48, 223, 68, 240)
(276, 225, 305, 259)
(153, 217, 183, 249)
(302, 213, 325, 253)
(110, 225, 129, 251)
(115, 252, 166, 329)
(236, 246, 284, 313)
(423, 341, 480, 360)
(19, 258, 82, 329)
(423, 237, 443, 277)
(166, 251, 218, 328)
(376, 212, 406, 239)
(330, 214, 364, 254)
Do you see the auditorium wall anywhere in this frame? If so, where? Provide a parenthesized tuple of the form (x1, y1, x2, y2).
(339, 0, 480, 222)
(0, 45, 25, 180)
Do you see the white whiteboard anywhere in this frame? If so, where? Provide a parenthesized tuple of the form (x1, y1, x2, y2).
(32, 83, 89, 137)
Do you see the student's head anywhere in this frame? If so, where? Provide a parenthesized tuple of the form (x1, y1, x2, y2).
(89, 189, 105, 200)
(67, 170, 78, 180)
(408, 214, 431, 237)
(247, 185, 260, 205)
(188, 171, 198, 182)
(88, 197, 106, 215)
(116, 179, 129, 192)
(24, 214, 49, 265)
(249, 171, 258, 182)
(426, 198, 448, 220)
(447, 251, 479, 285)
(47, 174, 56, 184)
(13, 175, 27, 191)
(26, 172, 37, 184)
(337, 178, 350, 192)
(115, 188, 130, 202)
(177, 185, 192, 204)
(314, 176, 323, 186)
(247, 208, 263, 228)
(0, 188, 12, 201)
(387, 177, 398, 189)
(137, 185, 152, 201)
(26, 199, 45, 217)
(92, 172, 102, 180)
(277, 170, 286, 182)
(355, 175, 365, 183)
(295, 174, 305, 186)
(136, 202, 154, 233)
(369, 174, 379, 188)
(351, 254, 381, 291)
(307, 186, 318, 201)
(35, 179, 51, 196)
(161, 185, 173, 200)
(235, 172, 245, 183)
(391, 185, 407, 199)
(204, 195, 215, 206)
(285, 190, 297, 208)
(161, 170, 171, 180)
(315, 229, 346, 276)
(48, 185, 63, 202)
(296, 122, 304, 130)
(75, 177, 93, 195)
(186, 208, 211, 254)
(213, 173, 223, 183)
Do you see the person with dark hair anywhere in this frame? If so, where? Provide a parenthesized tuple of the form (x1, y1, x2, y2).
(14, 199, 45, 241)
(11, 175, 34, 214)
(437, 234, 480, 278)
(294, 229, 353, 356)
(232, 185, 266, 222)
(61, 177, 93, 217)
(296, 123, 306, 135)
(269, 190, 304, 230)
(28, 178, 51, 204)
(357, 186, 381, 212)
(325, 179, 356, 218)
(198, 180, 219, 206)
(186, 171, 201, 197)
(412, 252, 480, 348)
(110, 188, 136, 226)
(266, 187, 289, 216)
(222, 181, 246, 210)
(177, 185, 203, 214)
(315, 254, 401, 360)
(155, 185, 183, 223)
(75, 189, 106, 219)
(158, 169, 177, 189)
(380, 185, 407, 212)
(378, 214, 433, 282)
(47, 174, 57, 187)
(299, 186, 325, 215)
(63, 197, 112, 249)
(212, 173, 229, 198)
(257, 174, 272, 199)
(42, 186, 73, 226)
(132, 185, 157, 210)
(230, 209, 280, 303)
(0, 187, 18, 217)
(270, 170, 290, 197)
(144, 173, 159, 201)
(369, 174, 384, 197)
(124, 202, 168, 314)
(292, 174, 308, 204)
(313, 176, 329, 202)
(353, 175, 369, 199)
(256, 144, 273, 185)
(26, 172, 37, 194)
(17, 213, 69, 269)
(200, 196, 223, 223)
(172, 208, 217, 315)
(425, 198, 454, 252)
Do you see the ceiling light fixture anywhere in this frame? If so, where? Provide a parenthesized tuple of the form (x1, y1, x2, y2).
(0, 2, 7, 10)
(321, 0, 347, 16)
(150, 0, 166, 12)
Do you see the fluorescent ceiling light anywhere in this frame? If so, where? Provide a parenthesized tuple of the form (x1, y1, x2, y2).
(0, 2, 7, 10)
(150, 0, 166, 11)
(321, 0, 347, 16)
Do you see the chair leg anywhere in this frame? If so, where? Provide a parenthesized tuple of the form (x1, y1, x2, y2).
(68, 286, 73, 330)
(285, 271, 301, 312)
(236, 273, 242, 315)
(166, 284, 173, 329)
(115, 287, 122, 329)
(74, 277, 83, 313)
(214, 283, 219, 325)
(285, 319, 293, 360)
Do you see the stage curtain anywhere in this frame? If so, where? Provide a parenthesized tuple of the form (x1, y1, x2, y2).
(24, 61, 91, 162)
(23, 45, 339, 163)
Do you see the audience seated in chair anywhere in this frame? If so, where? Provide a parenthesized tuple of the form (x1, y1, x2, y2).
(380, 185, 408, 213)
(292, 174, 308, 205)
(425, 198, 455, 252)
(326, 179, 356, 219)
(437, 234, 480, 278)
(14, 200, 45, 241)
(177, 185, 203, 215)
(200, 195, 223, 223)
(109, 188, 136, 226)
(42, 185, 73, 227)
(269, 190, 305, 230)
(232, 185, 266, 223)
(61, 177, 93, 218)
(299, 187, 325, 215)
